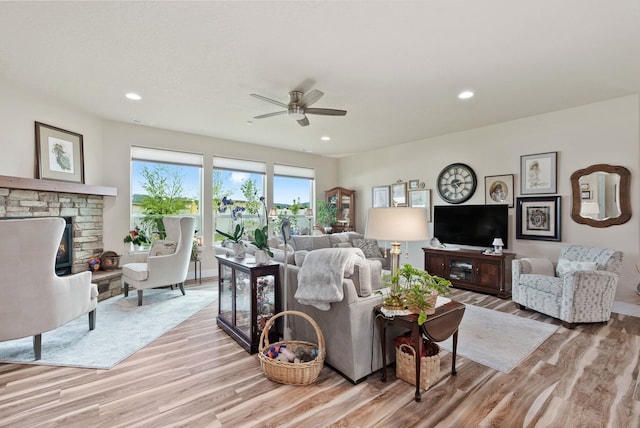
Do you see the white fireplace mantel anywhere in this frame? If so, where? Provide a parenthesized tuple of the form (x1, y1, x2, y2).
(0, 175, 117, 197)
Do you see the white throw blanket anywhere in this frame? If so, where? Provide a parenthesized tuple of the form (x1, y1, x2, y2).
(295, 247, 365, 311)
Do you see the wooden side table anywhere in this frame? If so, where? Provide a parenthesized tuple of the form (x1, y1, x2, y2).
(376, 300, 465, 402)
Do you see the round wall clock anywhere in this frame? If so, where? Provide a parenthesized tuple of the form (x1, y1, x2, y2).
(437, 163, 477, 204)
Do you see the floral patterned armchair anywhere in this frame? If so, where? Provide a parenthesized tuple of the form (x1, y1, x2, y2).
(512, 245, 623, 328)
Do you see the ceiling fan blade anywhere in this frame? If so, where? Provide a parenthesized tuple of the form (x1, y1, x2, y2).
(299, 89, 324, 107)
(297, 116, 310, 127)
(305, 108, 347, 116)
(254, 111, 287, 119)
(250, 93, 288, 108)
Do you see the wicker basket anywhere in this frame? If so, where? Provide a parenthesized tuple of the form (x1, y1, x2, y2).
(396, 342, 440, 390)
(258, 310, 325, 385)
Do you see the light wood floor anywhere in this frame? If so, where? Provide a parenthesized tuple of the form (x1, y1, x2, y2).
(1, 280, 639, 428)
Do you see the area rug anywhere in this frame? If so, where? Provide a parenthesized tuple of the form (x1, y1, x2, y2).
(438, 304, 558, 374)
(0, 289, 217, 369)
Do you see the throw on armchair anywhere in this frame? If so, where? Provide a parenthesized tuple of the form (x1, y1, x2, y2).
(512, 245, 623, 328)
(0, 217, 97, 360)
(122, 216, 196, 306)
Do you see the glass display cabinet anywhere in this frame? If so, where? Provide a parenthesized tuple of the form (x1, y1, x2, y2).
(325, 186, 355, 232)
(216, 254, 281, 353)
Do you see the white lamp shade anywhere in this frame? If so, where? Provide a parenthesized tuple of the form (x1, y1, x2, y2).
(365, 207, 429, 242)
(492, 238, 504, 246)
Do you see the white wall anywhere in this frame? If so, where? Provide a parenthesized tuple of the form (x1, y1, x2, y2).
(0, 80, 104, 184)
(339, 95, 640, 303)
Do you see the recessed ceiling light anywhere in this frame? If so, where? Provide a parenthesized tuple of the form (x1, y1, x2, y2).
(458, 90, 474, 100)
(321, 136, 331, 141)
(125, 92, 142, 101)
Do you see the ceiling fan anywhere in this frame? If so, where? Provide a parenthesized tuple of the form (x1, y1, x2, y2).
(250, 89, 346, 127)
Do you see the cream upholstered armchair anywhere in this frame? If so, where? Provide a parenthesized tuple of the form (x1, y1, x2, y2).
(0, 217, 97, 360)
(512, 245, 623, 328)
(122, 216, 196, 306)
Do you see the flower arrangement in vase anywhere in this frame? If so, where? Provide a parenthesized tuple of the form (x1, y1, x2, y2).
(123, 226, 149, 249)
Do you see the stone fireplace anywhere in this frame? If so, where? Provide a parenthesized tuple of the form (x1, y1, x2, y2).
(0, 175, 116, 274)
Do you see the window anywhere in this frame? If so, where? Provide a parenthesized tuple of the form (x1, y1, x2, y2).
(273, 164, 315, 234)
(213, 157, 266, 242)
(130, 147, 203, 243)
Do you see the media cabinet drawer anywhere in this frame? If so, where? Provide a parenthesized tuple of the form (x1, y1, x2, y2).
(423, 248, 515, 299)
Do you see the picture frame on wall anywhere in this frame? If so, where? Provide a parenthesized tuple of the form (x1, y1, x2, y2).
(408, 189, 432, 221)
(408, 179, 420, 190)
(520, 151, 557, 194)
(35, 121, 85, 184)
(581, 190, 592, 200)
(516, 196, 561, 241)
(391, 181, 408, 206)
(372, 185, 391, 208)
(485, 174, 514, 207)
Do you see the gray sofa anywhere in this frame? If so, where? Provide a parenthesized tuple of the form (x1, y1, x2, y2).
(215, 232, 400, 383)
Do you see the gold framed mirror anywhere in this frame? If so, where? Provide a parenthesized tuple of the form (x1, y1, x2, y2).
(570, 164, 631, 227)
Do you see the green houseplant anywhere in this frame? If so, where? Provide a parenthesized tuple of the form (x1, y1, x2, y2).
(400, 264, 452, 325)
(315, 199, 337, 231)
(250, 226, 273, 265)
(216, 223, 244, 243)
(216, 224, 246, 258)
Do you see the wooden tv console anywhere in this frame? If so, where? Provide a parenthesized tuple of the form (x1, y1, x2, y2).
(422, 247, 515, 298)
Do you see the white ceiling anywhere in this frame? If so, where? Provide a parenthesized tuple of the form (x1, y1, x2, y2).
(1, 1, 640, 157)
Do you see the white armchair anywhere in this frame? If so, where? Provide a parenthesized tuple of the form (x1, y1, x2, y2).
(512, 245, 623, 328)
(122, 216, 196, 306)
(0, 217, 97, 360)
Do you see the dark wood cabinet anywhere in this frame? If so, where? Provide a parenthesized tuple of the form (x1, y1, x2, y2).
(423, 248, 515, 298)
(216, 255, 281, 353)
(325, 187, 355, 232)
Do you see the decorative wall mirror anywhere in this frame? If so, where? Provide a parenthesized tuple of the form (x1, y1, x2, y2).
(570, 164, 631, 227)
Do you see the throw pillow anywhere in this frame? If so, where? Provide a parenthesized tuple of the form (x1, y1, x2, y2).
(149, 240, 177, 256)
(555, 259, 598, 277)
(352, 238, 382, 258)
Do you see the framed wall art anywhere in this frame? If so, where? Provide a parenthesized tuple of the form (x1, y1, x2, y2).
(391, 181, 408, 206)
(520, 151, 557, 195)
(485, 174, 514, 207)
(408, 179, 420, 190)
(35, 121, 85, 184)
(372, 185, 391, 208)
(516, 196, 561, 241)
(408, 189, 432, 221)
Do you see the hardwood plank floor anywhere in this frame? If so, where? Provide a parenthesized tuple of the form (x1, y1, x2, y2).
(1, 281, 639, 428)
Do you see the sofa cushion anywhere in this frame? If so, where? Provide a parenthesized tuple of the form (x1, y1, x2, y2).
(556, 259, 598, 277)
(352, 238, 383, 258)
(294, 250, 309, 266)
(329, 233, 351, 247)
(148, 240, 177, 256)
(272, 247, 295, 264)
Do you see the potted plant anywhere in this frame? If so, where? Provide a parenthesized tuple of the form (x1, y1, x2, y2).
(250, 226, 273, 265)
(381, 271, 406, 311)
(400, 264, 452, 325)
(216, 224, 245, 258)
(123, 226, 149, 250)
(315, 199, 337, 232)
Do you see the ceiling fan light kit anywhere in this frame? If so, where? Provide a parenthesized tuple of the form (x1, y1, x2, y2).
(251, 89, 346, 127)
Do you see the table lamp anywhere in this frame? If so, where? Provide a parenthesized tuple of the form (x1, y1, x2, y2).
(492, 238, 504, 254)
(365, 207, 429, 275)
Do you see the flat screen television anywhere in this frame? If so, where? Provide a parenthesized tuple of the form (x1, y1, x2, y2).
(433, 204, 509, 249)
